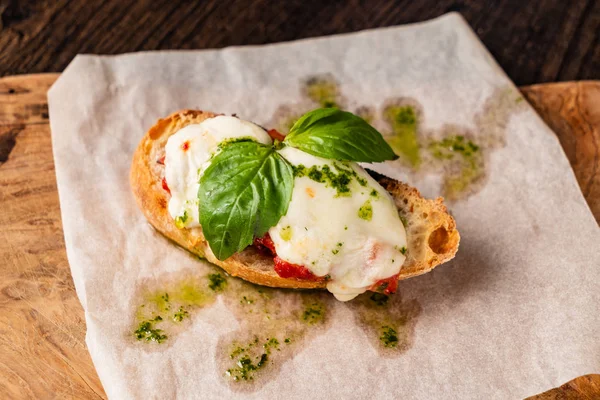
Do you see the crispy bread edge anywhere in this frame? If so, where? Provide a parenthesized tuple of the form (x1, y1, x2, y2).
(130, 110, 460, 290)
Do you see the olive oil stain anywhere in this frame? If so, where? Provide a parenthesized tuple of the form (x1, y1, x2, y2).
(426, 128, 486, 200)
(130, 267, 422, 390)
(131, 272, 218, 344)
(270, 74, 344, 134)
(268, 75, 526, 201)
(130, 75, 524, 389)
(216, 278, 331, 391)
(382, 98, 423, 168)
(347, 292, 422, 357)
(304, 74, 343, 108)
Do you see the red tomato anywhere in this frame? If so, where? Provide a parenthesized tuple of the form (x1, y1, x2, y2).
(267, 129, 286, 142)
(254, 234, 323, 282)
(273, 256, 321, 281)
(369, 274, 399, 295)
(253, 235, 276, 255)
(161, 177, 170, 195)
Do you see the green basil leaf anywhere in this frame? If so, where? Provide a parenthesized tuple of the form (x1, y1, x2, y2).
(198, 141, 293, 261)
(284, 108, 398, 162)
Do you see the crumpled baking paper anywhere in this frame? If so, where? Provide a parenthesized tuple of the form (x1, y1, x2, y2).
(48, 13, 600, 400)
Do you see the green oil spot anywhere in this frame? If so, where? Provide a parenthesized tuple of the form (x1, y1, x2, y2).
(384, 105, 421, 167)
(174, 211, 188, 229)
(358, 199, 373, 221)
(172, 306, 189, 322)
(369, 189, 379, 198)
(280, 225, 292, 241)
(428, 135, 479, 160)
(132, 276, 217, 344)
(220, 280, 329, 384)
(305, 77, 340, 108)
(348, 291, 421, 354)
(147, 292, 171, 312)
(208, 273, 227, 292)
(428, 135, 483, 200)
(369, 293, 390, 306)
(226, 336, 284, 381)
(134, 316, 167, 343)
(302, 301, 326, 325)
(265, 338, 280, 350)
(177, 281, 210, 306)
(380, 326, 399, 348)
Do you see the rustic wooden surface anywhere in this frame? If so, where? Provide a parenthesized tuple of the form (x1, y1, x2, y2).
(0, 0, 599, 86)
(521, 82, 600, 221)
(0, 73, 598, 398)
(0, 74, 104, 398)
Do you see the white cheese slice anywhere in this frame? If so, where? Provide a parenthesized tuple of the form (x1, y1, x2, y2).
(164, 116, 272, 227)
(269, 147, 407, 301)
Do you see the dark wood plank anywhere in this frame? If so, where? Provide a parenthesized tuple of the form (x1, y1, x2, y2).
(0, 0, 598, 85)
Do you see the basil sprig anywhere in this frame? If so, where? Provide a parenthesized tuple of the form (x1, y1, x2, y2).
(199, 141, 293, 261)
(284, 108, 398, 162)
(198, 109, 396, 260)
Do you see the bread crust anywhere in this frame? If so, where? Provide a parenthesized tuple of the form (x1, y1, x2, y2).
(131, 110, 460, 290)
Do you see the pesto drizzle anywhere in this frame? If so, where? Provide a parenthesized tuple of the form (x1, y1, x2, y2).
(208, 273, 227, 292)
(358, 200, 373, 221)
(292, 162, 367, 196)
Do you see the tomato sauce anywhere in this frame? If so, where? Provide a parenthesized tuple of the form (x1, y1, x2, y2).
(161, 177, 170, 195)
(267, 129, 286, 142)
(158, 156, 171, 195)
(253, 234, 397, 292)
(369, 274, 399, 295)
(273, 257, 321, 281)
(253, 235, 322, 282)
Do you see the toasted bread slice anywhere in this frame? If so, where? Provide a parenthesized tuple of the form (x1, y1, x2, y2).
(131, 110, 460, 290)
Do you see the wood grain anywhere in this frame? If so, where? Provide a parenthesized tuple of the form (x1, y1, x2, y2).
(0, 0, 599, 86)
(0, 73, 598, 398)
(527, 374, 600, 400)
(0, 74, 104, 398)
(521, 82, 600, 221)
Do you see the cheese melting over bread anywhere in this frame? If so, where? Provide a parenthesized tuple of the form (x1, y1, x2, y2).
(164, 116, 271, 227)
(164, 116, 407, 301)
(270, 147, 407, 301)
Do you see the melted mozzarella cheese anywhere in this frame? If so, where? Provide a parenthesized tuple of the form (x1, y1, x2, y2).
(269, 147, 407, 301)
(164, 116, 272, 227)
(165, 116, 407, 302)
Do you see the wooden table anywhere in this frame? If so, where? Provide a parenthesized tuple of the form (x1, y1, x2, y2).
(0, 74, 598, 398)
(0, 0, 599, 86)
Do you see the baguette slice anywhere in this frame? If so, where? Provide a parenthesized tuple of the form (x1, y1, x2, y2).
(131, 110, 460, 290)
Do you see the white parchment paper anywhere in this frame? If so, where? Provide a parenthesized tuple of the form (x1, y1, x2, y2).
(48, 13, 600, 399)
